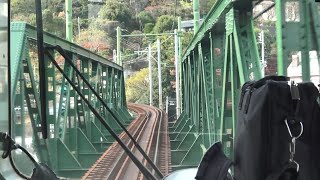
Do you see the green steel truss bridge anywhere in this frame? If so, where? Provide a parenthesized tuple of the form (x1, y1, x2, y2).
(169, 0, 320, 171)
(3, 0, 320, 179)
(10, 23, 131, 177)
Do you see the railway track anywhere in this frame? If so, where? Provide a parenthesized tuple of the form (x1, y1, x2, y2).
(82, 103, 171, 180)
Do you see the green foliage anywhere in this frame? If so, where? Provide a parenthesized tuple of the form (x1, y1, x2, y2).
(254, 20, 276, 58)
(11, 0, 36, 26)
(144, 23, 154, 33)
(125, 68, 150, 103)
(152, 15, 177, 33)
(180, 0, 192, 8)
(72, 0, 89, 28)
(11, 0, 66, 38)
(137, 11, 155, 25)
(157, 35, 176, 99)
(98, 0, 132, 24)
(177, 1, 193, 19)
(181, 31, 194, 50)
(200, 0, 217, 16)
(73, 0, 89, 18)
(125, 34, 179, 106)
(11, 0, 201, 106)
(11, 0, 35, 17)
(42, 9, 65, 37)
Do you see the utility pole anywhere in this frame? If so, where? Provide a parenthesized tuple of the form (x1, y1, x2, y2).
(174, 29, 180, 117)
(166, 96, 169, 114)
(117, 26, 121, 65)
(178, 16, 182, 112)
(193, 0, 200, 34)
(258, 30, 265, 77)
(77, 16, 80, 38)
(261, 30, 265, 77)
(66, 0, 73, 41)
(113, 49, 117, 63)
(148, 43, 153, 106)
(157, 39, 163, 109)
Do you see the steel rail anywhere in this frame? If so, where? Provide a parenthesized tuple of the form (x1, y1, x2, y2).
(136, 106, 161, 180)
(114, 104, 163, 180)
(83, 104, 150, 179)
(45, 49, 157, 180)
(153, 108, 163, 174)
(47, 45, 164, 179)
(109, 105, 152, 180)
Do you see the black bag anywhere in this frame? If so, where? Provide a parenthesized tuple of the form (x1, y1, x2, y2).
(235, 76, 320, 180)
(195, 142, 233, 180)
(195, 76, 320, 180)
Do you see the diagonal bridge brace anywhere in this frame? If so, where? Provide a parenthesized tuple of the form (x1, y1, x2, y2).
(44, 46, 164, 180)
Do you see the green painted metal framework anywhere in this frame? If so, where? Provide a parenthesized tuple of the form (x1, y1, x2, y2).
(10, 22, 132, 178)
(169, 0, 320, 171)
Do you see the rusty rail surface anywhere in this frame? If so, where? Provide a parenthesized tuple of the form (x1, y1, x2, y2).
(82, 104, 171, 180)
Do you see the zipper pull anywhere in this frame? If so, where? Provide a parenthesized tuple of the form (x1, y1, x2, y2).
(290, 81, 300, 100)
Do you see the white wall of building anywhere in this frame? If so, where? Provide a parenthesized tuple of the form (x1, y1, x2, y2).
(287, 51, 320, 88)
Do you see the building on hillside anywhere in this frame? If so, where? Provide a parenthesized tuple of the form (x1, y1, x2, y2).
(287, 52, 320, 87)
(181, 19, 204, 32)
(254, 1, 320, 87)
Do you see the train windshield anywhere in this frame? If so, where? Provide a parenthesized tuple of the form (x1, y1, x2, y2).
(4, 1, 320, 180)
(0, 0, 13, 179)
(0, 1, 8, 132)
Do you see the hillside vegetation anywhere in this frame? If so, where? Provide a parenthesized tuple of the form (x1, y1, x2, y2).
(11, 0, 216, 106)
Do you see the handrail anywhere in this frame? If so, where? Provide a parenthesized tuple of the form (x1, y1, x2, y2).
(10, 22, 122, 70)
(182, 0, 232, 61)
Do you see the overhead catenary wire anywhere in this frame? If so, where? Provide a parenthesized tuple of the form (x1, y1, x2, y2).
(45, 46, 164, 179)
(121, 34, 174, 64)
(253, 2, 275, 20)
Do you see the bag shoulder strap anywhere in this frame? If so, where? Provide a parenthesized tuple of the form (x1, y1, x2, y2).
(195, 142, 233, 180)
(266, 162, 299, 180)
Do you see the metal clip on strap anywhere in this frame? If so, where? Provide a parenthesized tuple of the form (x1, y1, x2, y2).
(285, 119, 303, 172)
(289, 138, 296, 162)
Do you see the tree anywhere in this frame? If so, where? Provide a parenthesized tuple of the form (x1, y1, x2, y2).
(254, 20, 276, 59)
(137, 11, 155, 25)
(11, 0, 66, 38)
(11, 0, 36, 27)
(125, 68, 150, 103)
(200, 0, 216, 17)
(177, 1, 193, 19)
(75, 27, 110, 58)
(11, 0, 35, 18)
(181, 31, 193, 51)
(137, 11, 155, 31)
(152, 15, 177, 33)
(42, 9, 65, 38)
(144, 23, 154, 33)
(98, 0, 132, 24)
(72, 0, 89, 29)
